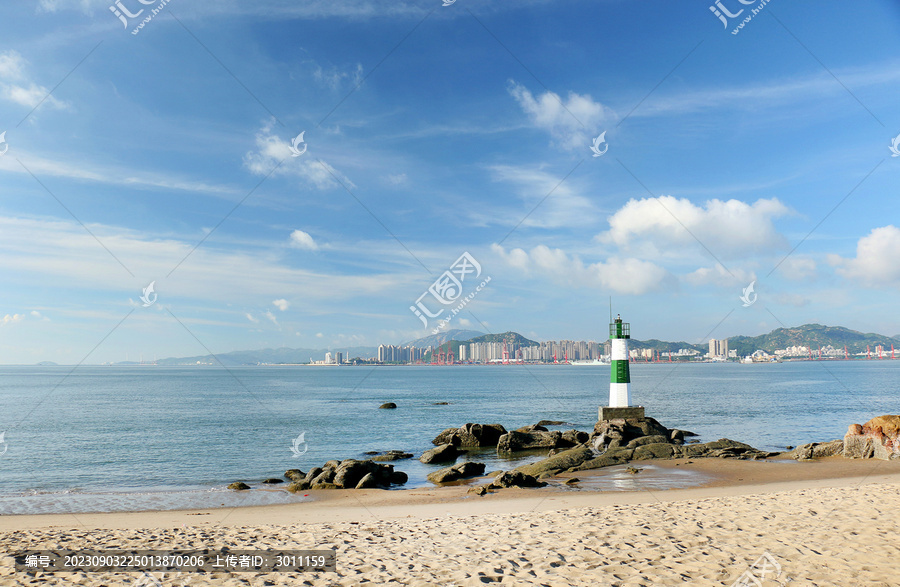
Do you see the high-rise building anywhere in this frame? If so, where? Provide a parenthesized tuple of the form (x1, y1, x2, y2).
(335, 352, 343, 365)
(708, 338, 728, 359)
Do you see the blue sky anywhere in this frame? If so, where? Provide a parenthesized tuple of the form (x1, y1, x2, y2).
(1, 0, 899, 364)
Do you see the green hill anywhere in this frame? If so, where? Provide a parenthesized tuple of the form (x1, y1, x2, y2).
(727, 324, 898, 356)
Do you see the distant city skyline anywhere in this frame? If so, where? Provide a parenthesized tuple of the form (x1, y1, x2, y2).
(1, 2, 899, 365)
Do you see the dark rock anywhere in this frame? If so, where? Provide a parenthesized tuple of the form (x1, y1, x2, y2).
(323, 460, 341, 469)
(433, 402, 450, 405)
(262, 478, 284, 484)
(333, 460, 371, 489)
(420, 443, 461, 464)
(561, 430, 590, 446)
(785, 445, 794, 450)
(372, 450, 414, 462)
(390, 471, 408, 485)
(379, 402, 397, 409)
(497, 430, 562, 453)
(515, 424, 549, 433)
(468, 485, 488, 496)
(488, 471, 547, 489)
(536, 420, 566, 426)
(432, 423, 507, 447)
(303, 467, 323, 483)
(355, 473, 378, 489)
(286, 480, 310, 493)
(564, 478, 579, 485)
(626, 435, 669, 448)
(573, 448, 634, 471)
(310, 468, 335, 486)
(632, 443, 676, 460)
(515, 447, 594, 477)
(669, 430, 684, 444)
(427, 461, 486, 484)
(626, 467, 643, 474)
(284, 469, 305, 482)
(227, 482, 250, 491)
(310, 482, 340, 489)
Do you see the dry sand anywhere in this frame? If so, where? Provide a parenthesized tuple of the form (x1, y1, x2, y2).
(2, 457, 900, 586)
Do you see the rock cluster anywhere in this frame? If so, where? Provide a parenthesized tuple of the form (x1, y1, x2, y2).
(432, 423, 508, 447)
(844, 415, 900, 460)
(783, 440, 843, 460)
(497, 426, 589, 454)
(285, 459, 408, 491)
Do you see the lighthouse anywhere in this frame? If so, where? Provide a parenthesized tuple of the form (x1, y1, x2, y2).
(600, 314, 645, 421)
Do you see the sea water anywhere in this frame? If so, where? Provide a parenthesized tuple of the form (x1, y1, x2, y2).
(0, 361, 896, 514)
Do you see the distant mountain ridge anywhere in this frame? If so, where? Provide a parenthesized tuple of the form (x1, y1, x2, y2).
(142, 324, 899, 366)
(155, 346, 378, 366)
(401, 329, 485, 349)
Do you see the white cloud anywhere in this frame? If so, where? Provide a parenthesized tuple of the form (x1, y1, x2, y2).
(272, 299, 290, 311)
(0, 51, 68, 111)
(243, 122, 354, 190)
(387, 173, 408, 185)
(599, 196, 791, 259)
(289, 229, 319, 250)
(508, 81, 615, 151)
(830, 225, 900, 288)
(316, 332, 324, 338)
(245, 313, 259, 323)
(492, 243, 669, 295)
(684, 264, 756, 288)
(30, 310, 50, 321)
(1, 314, 25, 326)
(264, 310, 279, 326)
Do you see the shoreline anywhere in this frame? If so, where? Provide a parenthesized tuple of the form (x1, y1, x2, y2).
(4, 456, 899, 530)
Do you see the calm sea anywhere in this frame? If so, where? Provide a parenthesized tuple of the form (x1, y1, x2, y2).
(0, 361, 897, 514)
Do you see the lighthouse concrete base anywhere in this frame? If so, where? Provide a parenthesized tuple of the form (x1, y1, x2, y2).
(599, 406, 645, 421)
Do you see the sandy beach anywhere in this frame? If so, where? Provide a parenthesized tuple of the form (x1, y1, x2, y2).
(2, 457, 900, 586)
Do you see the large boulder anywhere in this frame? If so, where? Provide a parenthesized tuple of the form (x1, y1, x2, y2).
(784, 440, 844, 460)
(284, 469, 305, 482)
(497, 430, 563, 453)
(426, 461, 486, 484)
(844, 416, 900, 460)
(679, 439, 774, 460)
(420, 443, 461, 464)
(590, 417, 671, 450)
(488, 471, 547, 489)
(632, 443, 676, 460)
(431, 423, 507, 447)
(561, 430, 590, 447)
(626, 435, 669, 448)
(514, 447, 594, 477)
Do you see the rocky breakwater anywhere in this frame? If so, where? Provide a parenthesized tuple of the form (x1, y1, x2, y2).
(844, 415, 900, 460)
(511, 416, 776, 479)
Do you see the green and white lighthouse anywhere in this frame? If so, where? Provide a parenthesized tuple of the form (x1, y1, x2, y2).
(599, 314, 644, 421)
(609, 314, 631, 407)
